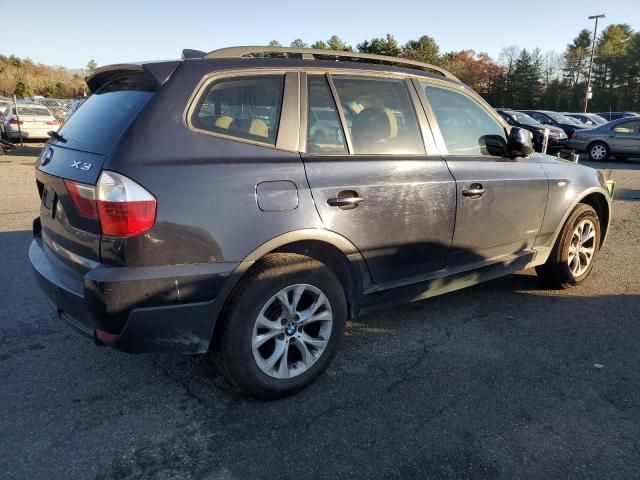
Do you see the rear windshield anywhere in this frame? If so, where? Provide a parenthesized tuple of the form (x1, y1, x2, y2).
(58, 72, 156, 154)
(13, 106, 52, 116)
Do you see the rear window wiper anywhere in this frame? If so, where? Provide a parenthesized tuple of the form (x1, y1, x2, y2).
(48, 131, 67, 143)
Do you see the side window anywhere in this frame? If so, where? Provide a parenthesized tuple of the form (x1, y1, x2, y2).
(307, 76, 347, 154)
(191, 75, 284, 145)
(422, 83, 506, 156)
(613, 121, 640, 134)
(331, 76, 424, 155)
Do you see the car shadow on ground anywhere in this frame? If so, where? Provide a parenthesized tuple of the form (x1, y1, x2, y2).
(613, 187, 640, 201)
(2, 145, 43, 158)
(4, 217, 640, 477)
(581, 157, 640, 171)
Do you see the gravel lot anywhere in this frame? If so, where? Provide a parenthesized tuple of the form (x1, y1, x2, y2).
(1, 146, 639, 479)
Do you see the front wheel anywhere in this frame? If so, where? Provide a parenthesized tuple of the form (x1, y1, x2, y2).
(536, 204, 600, 289)
(213, 253, 347, 399)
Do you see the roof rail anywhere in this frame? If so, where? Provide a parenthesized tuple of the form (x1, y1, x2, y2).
(204, 46, 458, 80)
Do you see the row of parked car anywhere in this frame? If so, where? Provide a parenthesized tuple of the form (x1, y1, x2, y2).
(496, 108, 640, 161)
(0, 97, 83, 141)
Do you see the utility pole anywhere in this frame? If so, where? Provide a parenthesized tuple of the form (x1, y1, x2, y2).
(584, 14, 605, 113)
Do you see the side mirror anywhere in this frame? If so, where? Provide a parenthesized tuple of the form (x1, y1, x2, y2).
(507, 127, 535, 158)
(482, 134, 509, 157)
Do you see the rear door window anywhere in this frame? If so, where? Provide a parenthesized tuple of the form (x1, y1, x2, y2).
(58, 73, 156, 154)
(331, 76, 424, 155)
(307, 75, 347, 154)
(613, 120, 640, 134)
(192, 75, 284, 145)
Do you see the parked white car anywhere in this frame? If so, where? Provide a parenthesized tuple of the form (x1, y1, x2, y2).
(1, 104, 59, 140)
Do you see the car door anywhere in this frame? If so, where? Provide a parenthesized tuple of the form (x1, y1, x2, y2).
(609, 120, 640, 155)
(300, 73, 456, 285)
(416, 80, 548, 267)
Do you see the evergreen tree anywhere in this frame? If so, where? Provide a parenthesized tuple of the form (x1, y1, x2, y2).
(357, 34, 401, 57)
(402, 36, 440, 64)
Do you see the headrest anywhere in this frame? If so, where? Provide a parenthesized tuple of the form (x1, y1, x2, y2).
(351, 107, 398, 144)
(229, 118, 269, 138)
(214, 115, 233, 129)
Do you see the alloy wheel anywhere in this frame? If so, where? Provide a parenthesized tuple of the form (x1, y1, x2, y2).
(590, 144, 607, 160)
(252, 284, 333, 379)
(567, 219, 596, 277)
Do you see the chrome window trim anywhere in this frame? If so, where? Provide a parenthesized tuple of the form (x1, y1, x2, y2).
(185, 66, 482, 156)
(185, 68, 297, 151)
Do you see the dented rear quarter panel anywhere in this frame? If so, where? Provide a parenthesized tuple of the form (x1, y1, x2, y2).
(101, 60, 323, 268)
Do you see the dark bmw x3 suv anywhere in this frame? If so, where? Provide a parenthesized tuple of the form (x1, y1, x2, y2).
(30, 46, 612, 398)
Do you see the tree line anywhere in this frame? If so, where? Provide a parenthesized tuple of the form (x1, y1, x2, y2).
(2, 26, 638, 112)
(0, 55, 94, 98)
(274, 27, 640, 112)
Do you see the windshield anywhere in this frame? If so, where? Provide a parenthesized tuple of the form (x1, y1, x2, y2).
(546, 111, 574, 124)
(513, 111, 541, 126)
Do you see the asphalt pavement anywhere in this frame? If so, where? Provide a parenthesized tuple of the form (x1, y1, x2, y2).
(1, 147, 639, 479)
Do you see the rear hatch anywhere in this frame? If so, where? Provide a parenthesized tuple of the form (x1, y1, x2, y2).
(35, 70, 158, 275)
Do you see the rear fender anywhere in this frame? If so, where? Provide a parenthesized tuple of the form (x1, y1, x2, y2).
(209, 229, 372, 321)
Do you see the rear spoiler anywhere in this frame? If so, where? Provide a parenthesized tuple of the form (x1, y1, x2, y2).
(85, 61, 181, 93)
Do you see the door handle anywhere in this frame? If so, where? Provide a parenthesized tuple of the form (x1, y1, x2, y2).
(462, 183, 486, 199)
(327, 193, 364, 209)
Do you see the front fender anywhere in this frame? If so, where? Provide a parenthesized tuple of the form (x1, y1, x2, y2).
(531, 185, 611, 267)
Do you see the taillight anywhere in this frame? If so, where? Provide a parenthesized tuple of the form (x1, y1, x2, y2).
(46, 120, 59, 126)
(96, 171, 156, 237)
(9, 119, 23, 125)
(64, 171, 156, 237)
(65, 180, 98, 218)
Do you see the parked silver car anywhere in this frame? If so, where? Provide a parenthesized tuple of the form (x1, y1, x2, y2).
(569, 117, 640, 161)
(2, 104, 60, 140)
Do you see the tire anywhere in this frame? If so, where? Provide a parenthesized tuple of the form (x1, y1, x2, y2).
(213, 253, 347, 399)
(588, 141, 609, 162)
(536, 204, 600, 289)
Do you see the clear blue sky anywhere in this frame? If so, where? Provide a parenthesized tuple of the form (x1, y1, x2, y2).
(4, 0, 638, 69)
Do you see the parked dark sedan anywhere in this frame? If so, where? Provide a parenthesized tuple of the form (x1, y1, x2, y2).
(596, 111, 639, 122)
(518, 110, 591, 138)
(569, 116, 640, 161)
(563, 112, 608, 127)
(496, 108, 567, 153)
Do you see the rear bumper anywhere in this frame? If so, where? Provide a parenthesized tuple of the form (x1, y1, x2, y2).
(29, 236, 239, 354)
(546, 139, 569, 151)
(5, 125, 51, 139)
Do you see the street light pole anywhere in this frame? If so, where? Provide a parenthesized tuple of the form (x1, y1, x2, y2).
(584, 14, 605, 113)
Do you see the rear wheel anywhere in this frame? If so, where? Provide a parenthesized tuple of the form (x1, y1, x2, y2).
(536, 204, 600, 289)
(588, 142, 609, 162)
(213, 253, 347, 399)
